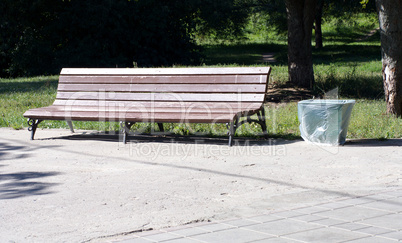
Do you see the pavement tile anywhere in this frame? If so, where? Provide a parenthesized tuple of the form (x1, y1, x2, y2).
(292, 214, 326, 223)
(366, 192, 398, 201)
(359, 213, 402, 230)
(292, 214, 325, 222)
(134, 230, 165, 237)
(163, 238, 202, 243)
(379, 230, 402, 241)
(294, 205, 329, 214)
(315, 205, 389, 222)
(221, 218, 260, 227)
(310, 218, 346, 226)
(167, 227, 209, 237)
(361, 198, 402, 213)
(195, 222, 235, 232)
(347, 236, 399, 243)
(270, 210, 305, 219)
(252, 237, 301, 243)
(245, 214, 282, 223)
(333, 222, 370, 231)
(244, 218, 322, 236)
(142, 232, 181, 242)
(116, 237, 153, 243)
(316, 201, 350, 209)
(337, 197, 375, 206)
(284, 227, 367, 243)
(354, 226, 394, 235)
(190, 228, 270, 243)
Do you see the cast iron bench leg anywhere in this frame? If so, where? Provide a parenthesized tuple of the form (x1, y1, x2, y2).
(258, 108, 268, 138)
(121, 122, 135, 144)
(157, 123, 164, 132)
(27, 119, 43, 140)
(228, 116, 239, 146)
(66, 120, 74, 133)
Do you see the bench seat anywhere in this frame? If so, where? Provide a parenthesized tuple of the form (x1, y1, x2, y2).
(24, 67, 271, 145)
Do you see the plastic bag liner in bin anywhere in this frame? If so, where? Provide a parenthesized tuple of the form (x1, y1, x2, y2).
(298, 99, 355, 145)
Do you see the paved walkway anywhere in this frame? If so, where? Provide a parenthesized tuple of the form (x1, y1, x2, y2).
(1, 128, 401, 242)
(116, 188, 402, 243)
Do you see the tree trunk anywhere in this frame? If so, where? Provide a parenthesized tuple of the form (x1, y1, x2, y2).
(376, 0, 402, 117)
(314, 0, 324, 49)
(285, 0, 317, 89)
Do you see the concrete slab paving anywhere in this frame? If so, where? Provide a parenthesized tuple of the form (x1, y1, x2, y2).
(115, 189, 402, 243)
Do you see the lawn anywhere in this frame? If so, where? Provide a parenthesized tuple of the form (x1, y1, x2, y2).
(1, 13, 401, 140)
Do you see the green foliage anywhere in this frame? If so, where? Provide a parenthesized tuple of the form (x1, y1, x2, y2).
(1, 0, 249, 77)
(1, 0, 205, 77)
(195, 0, 250, 41)
(325, 0, 376, 16)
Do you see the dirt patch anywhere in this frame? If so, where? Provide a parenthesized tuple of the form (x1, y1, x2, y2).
(266, 87, 314, 103)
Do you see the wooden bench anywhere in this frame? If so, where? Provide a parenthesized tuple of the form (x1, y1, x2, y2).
(23, 67, 271, 146)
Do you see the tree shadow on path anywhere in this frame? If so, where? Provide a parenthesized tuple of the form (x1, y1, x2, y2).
(0, 141, 61, 200)
(0, 171, 61, 200)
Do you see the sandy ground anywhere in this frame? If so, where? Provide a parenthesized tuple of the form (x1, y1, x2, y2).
(0, 127, 401, 242)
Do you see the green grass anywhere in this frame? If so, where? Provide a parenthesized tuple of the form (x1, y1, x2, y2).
(1, 76, 401, 140)
(348, 100, 402, 139)
(1, 12, 401, 140)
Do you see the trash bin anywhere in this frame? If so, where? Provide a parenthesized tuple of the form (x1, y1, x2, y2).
(298, 99, 355, 145)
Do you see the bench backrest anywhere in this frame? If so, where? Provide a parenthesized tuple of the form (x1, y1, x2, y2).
(54, 67, 271, 107)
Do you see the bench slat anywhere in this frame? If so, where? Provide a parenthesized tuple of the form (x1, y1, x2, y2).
(52, 100, 262, 108)
(57, 83, 266, 93)
(53, 100, 261, 110)
(59, 75, 267, 84)
(61, 67, 270, 76)
(24, 110, 238, 123)
(56, 92, 265, 102)
(24, 105, 261, 114)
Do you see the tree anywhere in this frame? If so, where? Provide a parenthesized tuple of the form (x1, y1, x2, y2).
(0, 0, 250, 77)
(314, 0, 324, 49)
(376, 0, 402, 116)
(313, 0, 377, 49)
(285, 0, 317, 89)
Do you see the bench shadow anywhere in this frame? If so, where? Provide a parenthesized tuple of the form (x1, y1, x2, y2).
(47, 131, 298, 146)
(345, 139, 402, 147)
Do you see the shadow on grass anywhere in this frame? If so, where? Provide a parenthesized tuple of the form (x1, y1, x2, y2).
(314, 75, 383, 99)
(323, 28, 381, 45)
(313, 43, 381, 65)
(0, 77, 58, 94)
(202, 37, 380, 67)
(202, 42, 288, 66)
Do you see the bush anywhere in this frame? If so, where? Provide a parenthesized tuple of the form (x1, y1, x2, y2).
(1, 0, 202, 77)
